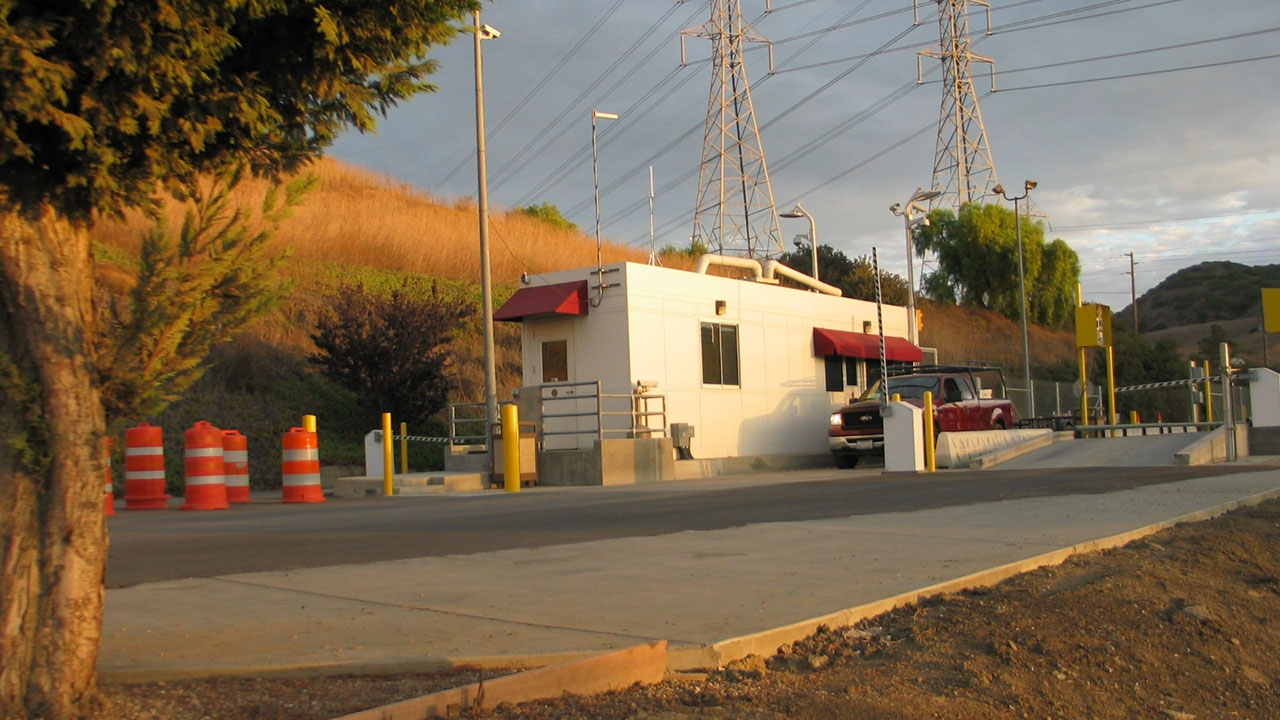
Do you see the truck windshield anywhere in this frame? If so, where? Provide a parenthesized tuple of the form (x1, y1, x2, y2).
(858, 376, 941, 402)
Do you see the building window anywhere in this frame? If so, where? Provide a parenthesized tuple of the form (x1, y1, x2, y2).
(542, 340, 567, 383)
(701, 322, 740, 386)
(825, 356, 864, 392)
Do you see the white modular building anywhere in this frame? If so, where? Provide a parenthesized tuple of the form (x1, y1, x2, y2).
(495, 260, 921, 466)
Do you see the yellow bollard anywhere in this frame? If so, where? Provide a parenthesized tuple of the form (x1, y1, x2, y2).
(891, 393, 901, 403)
(1129, 410, 1139, 425)
(381, 413, 393, 497)
(1106, 345, 1118, 436)
(501, 404, 521, 493)
(399, 422, 408, 474)
(1203, 360, 1214, 423)
(302, 414, 316, 433)
(922, 390, 936, 473)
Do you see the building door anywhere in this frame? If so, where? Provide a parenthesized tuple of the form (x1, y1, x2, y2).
(541, 339, 569, 383)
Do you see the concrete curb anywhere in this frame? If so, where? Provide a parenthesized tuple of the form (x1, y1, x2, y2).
(667, 485, 1280, 671)
(333, 641, 667, 720)
(98, 650, 609, 685)
(970, 431, 1074, 469)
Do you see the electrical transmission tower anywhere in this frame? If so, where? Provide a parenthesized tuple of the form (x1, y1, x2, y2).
(681, 0, 783, 258)
(917, 0, 1000, 210)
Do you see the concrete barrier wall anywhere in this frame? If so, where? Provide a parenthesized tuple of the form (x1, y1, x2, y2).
(935, 429, 1053, 469)
(1174, 424, 1249, 466)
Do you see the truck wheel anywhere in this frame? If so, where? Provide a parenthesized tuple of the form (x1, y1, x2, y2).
(994, 418, 1007, 430)
(833, 453, 859, 469)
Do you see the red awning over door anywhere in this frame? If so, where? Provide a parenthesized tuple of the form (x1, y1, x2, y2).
(812, 327, 923, 363)
(494, 280, 589, 321)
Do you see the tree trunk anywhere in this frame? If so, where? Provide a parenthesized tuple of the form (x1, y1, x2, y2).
(0, 205, 107, 719)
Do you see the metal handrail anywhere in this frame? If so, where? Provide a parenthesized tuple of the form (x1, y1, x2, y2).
(540, 381, 603, 445)
(538, 381, 668, 447)
(1075, 421, 1221, 438)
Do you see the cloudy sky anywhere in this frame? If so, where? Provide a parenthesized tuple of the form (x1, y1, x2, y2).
(330, 0, 1280, 309)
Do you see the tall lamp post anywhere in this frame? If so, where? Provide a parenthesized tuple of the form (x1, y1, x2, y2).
(779, 203, 819, 282)
(473, 13, 500, 444)
(591, 109, 619, 299)
(992, 179, 1038, 418)
(889, 188, 940, 346)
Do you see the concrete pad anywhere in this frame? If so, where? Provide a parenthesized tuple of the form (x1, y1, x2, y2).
(332, 472, 486, 498)
(100, 468, 1280, 682)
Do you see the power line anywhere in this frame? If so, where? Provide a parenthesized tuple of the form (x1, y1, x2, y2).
(1057, 208, 1280, 232)
(489, 1, 693, 192)
(569, 1, 917, 221)
(434, 0, 632, 188)
(997, 52, 1280, 92)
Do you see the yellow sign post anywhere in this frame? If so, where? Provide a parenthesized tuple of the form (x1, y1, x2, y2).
(1263, 288, 1280, 333)
(1075, 303, 1115, 430)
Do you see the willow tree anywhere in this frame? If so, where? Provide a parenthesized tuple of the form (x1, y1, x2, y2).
(914, 202, 1080, 329)
(0, 2, 478, 717)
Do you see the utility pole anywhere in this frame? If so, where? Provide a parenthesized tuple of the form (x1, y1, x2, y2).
(473, 11, 499, 443)
(681, 0, 783, 258)
(1126, 251, 1139, 333)
(917, 0, 999, 210)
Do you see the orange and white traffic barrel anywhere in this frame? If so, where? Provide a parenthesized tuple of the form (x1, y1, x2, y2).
(281, 426, 325, 503)
(104, 437, 115, 517)
(222, 429, 250, 503)
(180, 421, 228, 511)
(124, 421, 168, 510)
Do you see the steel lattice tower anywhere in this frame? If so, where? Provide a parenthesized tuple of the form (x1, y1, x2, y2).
(917, 0, 999, 210)
(681, 0, 783, 258)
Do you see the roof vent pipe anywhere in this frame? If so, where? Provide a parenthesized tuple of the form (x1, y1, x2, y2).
(694, 254, 764, 281)
(762, 260, 843, 296)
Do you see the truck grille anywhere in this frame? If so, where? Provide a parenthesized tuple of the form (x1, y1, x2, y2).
(840, 410, 880, 430)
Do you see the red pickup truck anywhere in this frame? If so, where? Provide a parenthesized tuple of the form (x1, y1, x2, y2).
(828, 365, 1016, 468)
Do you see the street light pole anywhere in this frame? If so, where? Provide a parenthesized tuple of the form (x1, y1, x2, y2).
(473, 13, 500, 446)
(779, 204, 818, 282)
(993, 179, 1038, 419)
(890, 188, 940, 347)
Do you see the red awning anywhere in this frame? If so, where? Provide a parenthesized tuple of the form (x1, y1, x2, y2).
(494, 280, 589, 322)
(812, 327, 923, 363)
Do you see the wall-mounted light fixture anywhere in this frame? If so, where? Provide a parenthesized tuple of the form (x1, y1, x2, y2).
(715, 300, 727, 316)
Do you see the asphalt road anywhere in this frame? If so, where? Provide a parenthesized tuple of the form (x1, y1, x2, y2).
(105, 463, 1269, 588)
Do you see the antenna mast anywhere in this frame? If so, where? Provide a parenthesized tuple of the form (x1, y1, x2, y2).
(681, 0, 783, 258)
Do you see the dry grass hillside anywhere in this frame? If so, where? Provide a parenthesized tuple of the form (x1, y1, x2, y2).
(94, 157, 666, 286)
(94, 157, 1075, 383)
(919, 299, 1076, 376)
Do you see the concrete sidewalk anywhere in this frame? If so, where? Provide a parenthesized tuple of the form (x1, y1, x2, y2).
(100, 466, 1280, 682)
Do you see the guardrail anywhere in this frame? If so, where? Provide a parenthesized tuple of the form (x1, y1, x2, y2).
(1075, 421, 1221, 438)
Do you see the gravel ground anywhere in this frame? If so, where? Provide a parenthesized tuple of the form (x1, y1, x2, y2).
(95, 497, 1280, 720)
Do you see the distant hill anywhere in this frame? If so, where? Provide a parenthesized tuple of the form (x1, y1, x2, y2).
(1117, 261, 1280, 367)
(1119, 261, 1280, 333)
